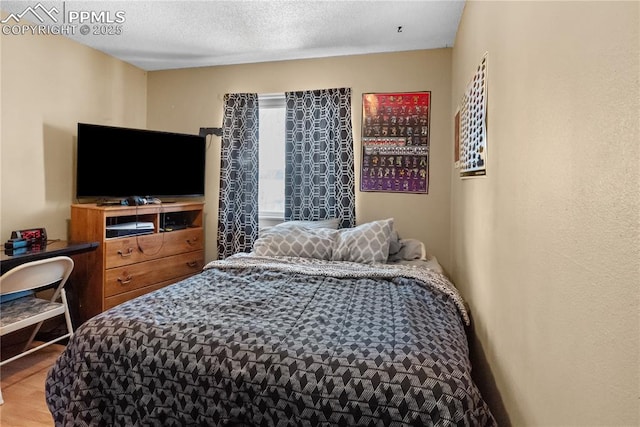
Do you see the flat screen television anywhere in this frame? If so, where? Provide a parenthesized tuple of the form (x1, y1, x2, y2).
(76, 123, 206, 200)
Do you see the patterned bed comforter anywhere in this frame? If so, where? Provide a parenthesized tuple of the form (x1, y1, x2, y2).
(46, 255, 495, 426)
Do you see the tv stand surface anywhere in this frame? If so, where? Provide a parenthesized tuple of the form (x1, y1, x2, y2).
(96, 200, 123, 206)
(95, 197, 178, 207)
(70, 202, 205, 324)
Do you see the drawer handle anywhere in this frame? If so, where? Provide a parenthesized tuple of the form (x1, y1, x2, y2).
(117, 275, 133, 285)
(117, 248, 134, 258)
(187, 261, 199, 268)
(186, 237, 199, 246)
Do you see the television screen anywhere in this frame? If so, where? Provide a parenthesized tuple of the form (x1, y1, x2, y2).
(76, 123, 206, 199)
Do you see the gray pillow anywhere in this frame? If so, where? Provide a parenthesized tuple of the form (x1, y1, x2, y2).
(259, 218, 340, 236)
(332, 218, 394, 264)
(277, 218, 340, 230)
(387, 238, 426, 262)
(253, 226, 338, 260)
(387, 229, 402, 257)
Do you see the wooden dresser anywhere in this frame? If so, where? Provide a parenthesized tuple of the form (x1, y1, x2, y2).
(70, 202, 205, 324)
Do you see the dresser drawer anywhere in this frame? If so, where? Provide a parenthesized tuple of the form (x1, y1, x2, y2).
(103, 276, 187, 310)
(104, 250, 204, 298)
(105, 228, 203, 268)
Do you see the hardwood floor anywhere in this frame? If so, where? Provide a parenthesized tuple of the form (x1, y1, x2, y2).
(0, 343, 64, 427)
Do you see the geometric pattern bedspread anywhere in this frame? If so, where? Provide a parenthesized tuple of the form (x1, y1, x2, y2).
(46, 255, 495, 426)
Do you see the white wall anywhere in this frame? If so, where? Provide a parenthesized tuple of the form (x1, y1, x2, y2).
(1, 25, 147, 241)
(451, 2, 639, 425)
(147, 50, 453, 267)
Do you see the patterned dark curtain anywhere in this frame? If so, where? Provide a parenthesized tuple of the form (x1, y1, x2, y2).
(217, 93, 259, 259)
(284, 88, 355, 229)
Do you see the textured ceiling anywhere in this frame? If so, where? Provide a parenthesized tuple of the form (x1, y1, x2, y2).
(1, 0, 465, 71)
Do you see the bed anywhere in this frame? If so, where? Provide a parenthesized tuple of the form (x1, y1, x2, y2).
(45, 219, 495, 426)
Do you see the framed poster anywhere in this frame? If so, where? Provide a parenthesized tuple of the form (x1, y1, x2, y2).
(459, 53, 488, 177)
(454, 107, 461, 168)
(360, 91, 431, 193)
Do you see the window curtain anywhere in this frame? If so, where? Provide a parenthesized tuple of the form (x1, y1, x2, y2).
(217, 93, 259, 259)
(284, 88, 355, 229)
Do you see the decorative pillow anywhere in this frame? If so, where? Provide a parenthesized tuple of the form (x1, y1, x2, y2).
(253, 226, 338, 260)
(332, 218, 394, 264)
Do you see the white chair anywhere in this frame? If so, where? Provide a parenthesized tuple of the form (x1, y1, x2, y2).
(0, 256, 75, 405)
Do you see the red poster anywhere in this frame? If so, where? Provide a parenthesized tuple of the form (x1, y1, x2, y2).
(361, 92, 431, 193)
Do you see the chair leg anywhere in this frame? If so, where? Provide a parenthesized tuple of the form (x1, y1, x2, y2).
(23, 290, 73, 352)
(61, 290, 74, 336)
(23, 320, 44, 353)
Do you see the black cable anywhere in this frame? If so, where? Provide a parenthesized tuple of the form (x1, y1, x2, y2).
(135, 200, 165, 256)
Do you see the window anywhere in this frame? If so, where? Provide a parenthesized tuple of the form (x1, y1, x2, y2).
(258, 94, 286, 219)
